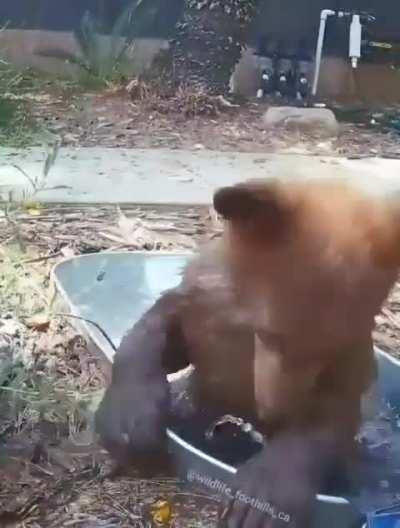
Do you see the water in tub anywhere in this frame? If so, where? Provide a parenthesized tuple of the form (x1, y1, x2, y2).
(352, 394, 400, 512)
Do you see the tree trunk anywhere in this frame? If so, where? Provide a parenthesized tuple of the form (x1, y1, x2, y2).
(170, 0, 257, 94)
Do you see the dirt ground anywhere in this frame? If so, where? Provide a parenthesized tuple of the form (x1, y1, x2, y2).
(1, 200, 400, 528)
(0, 204, 222, 528)
(22, 82, 400, 157)
(2, 80, 400, 527)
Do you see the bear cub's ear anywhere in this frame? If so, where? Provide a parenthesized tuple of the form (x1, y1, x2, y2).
(213, 184, 264, 220)
(213, 180, 294, 236)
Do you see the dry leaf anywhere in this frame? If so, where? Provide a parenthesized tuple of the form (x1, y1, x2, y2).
(151, 499, 173, 526)
(60, 246, 76, 259)
(116, 208, 141, 242)
(0, 319, 23, 337)
(22, 200, 43, 216)
(106, 209, 197, 250)
(26, 208, 42, 217)
(24, 314, 50, 332)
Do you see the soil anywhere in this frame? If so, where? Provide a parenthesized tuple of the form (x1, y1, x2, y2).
(0, 203, 222, 527)
(26, 83, 400, 157)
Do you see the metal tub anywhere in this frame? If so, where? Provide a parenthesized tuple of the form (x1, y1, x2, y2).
(52, 251, 400, 528)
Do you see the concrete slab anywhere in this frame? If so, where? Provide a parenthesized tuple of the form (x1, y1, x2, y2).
(1, 147, 400, 205)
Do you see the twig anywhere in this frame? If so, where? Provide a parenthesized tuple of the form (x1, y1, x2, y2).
(8, 164, 37, 192)
(0, 234, 15, 246)
(20, 252, 62, 265)
(103, 493, 142, 522)
(53, 313, 117, 352)
(103, 244, 128, 252)
(98, 232, 125, 244)
(0, 386, 40, 396)
(12, 457, 55, 477)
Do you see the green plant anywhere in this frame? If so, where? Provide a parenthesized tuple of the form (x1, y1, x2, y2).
(0, 27, 21, 129)
(0, 96, 18, 127)
(1, 139, 59, 203)
(36, 0, 158, 86)
(0, 359, 102, 439)
(0, 244, 104, 440)
(0, 140, 60, 250)
(0, 38, 46, 146)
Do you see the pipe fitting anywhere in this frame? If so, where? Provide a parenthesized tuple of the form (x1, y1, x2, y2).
(320, 9, 336, 20)
(312, 10, 336, 96)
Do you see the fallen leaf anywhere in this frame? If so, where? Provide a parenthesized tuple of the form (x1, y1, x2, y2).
(0, 319, 22, 337)
(108, 211, 197, 250)
(22, 200, 43, 216)
(60, 247, 76, 258)
(151, 499, 173, 526)
(24, 314, 50, 332)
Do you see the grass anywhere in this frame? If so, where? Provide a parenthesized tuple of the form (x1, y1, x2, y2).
(0, 96, 18, 127)
(0, 103, 41, 148)
(0, 49, 128, 147)
(0, 358, 103, 441)
(0, 0, 162, 145)
(0, 58, 84, 147)
(0, 63, 46, 147)
(0, 245, 103, 442)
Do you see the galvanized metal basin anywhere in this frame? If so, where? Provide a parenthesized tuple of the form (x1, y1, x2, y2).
(52, 251, 400, 528)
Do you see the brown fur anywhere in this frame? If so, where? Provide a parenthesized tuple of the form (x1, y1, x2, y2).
(96, 177, 400, 526)
(175, 179, 399, 441)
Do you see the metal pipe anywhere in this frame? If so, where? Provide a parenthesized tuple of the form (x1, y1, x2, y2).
(349, 14, 362, 68)
(311, 9, 335, 96)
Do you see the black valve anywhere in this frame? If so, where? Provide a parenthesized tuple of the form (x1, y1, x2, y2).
(275, 57, 295, 97)
(293, 39, 312, 101)
(294, 62, 311, 100)
(256, 56, 275, 98)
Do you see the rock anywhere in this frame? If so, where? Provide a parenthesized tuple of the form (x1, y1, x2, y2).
(262, 106, 339, 138)
(0, 319, 22, 337)
(0, 334, 12, 360)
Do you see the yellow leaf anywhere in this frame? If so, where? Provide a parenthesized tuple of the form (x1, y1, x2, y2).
(151, 500, 172, 526)
(23, 201, 43, 215)
(27, 208, 42, 216)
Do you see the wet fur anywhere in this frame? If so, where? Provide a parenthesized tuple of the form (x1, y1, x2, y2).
(96, 177, 400, 527)
(178, 180, 399, 437)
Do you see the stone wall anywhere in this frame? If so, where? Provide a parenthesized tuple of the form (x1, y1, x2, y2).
(0, 29, 169, 77)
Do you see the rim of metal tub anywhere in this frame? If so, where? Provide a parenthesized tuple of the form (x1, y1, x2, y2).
(50, 250, 400, 510)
